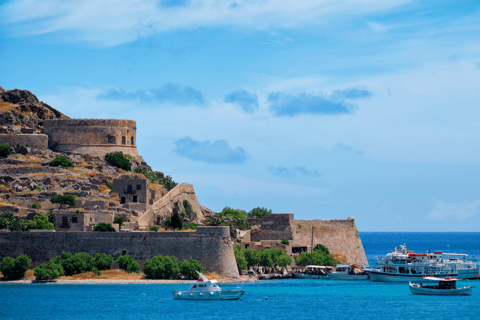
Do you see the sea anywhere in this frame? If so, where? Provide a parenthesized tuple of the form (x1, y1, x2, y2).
(1, 232, 480, 320)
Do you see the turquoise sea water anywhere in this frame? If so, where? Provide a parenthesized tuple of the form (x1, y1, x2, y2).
(1, 232, 480, 320)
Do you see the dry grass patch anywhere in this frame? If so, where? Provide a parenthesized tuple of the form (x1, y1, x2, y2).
(98, 184, 110, 193)
(204, 273, 224, 280)
(60, 270, 146, 280)
(0, 101, 16, 112)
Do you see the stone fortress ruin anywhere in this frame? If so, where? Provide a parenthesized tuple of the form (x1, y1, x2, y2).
(43, 119, 138, 158)
(0, 87, 368, 277)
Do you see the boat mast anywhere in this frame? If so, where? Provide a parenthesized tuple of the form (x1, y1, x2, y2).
(311, 225, 314, 265)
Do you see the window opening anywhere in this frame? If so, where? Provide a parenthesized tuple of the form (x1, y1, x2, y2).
(133, 196, 138, 203)
(107, 136, 116, 144)
(137, 184, 141, 190)
(72, 217, 78, 223)
(122, 136, 126, 145)
(131, 137, 134, 145)
(121, 196, 126, 204)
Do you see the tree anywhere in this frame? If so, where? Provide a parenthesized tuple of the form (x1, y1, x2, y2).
(0, 144, 11, 158)
(0, 255, 31, 280)
(94, 253, 114, 270)
(281, 239, 289, 245)
(247, 207, 272, 219)
(276, 254, 293, 267)
(105, 151, 131, 171)
(49, 156, 74, 169)
(243, 248, 259, 268)
(76, 252, 95, 271)
(93, 223, 116, 232)
(144, 255, 180, 279)
(294, 250, 337, 267)
(0, 212, 26, 231)
(34, 261, 64, 281)
(50, 194, 76, 206)
(266, 248, 284, 264)
(234, 248, 247, 271)
(117, 254, 141, 273)
(258, 250, 273, 267)
(113, 216, 125, 230)
(179, 258, 205, 280)
(26, 214, 54, 231)
(170, 212, 183, 229)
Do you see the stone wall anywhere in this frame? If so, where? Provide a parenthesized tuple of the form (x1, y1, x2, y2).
(112, 178, 148, 207)
(0, 134, 48, 150)
(0, 226, 239, 277)
(245, 214, 368, 265)
(43, 119, 138, 158)
(137, 183, 204, 228)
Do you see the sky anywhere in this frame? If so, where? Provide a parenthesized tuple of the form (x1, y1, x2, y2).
(1, 0, 480, 231)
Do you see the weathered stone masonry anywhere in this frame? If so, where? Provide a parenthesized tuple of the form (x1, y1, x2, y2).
(0, 226, 239, 277)
(0, 134, 48, 150)
(43, 119, 138, 158)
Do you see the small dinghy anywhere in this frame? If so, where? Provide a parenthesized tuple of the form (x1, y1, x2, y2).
(409, 276, 474, 296)
(173, 271, 245, 300)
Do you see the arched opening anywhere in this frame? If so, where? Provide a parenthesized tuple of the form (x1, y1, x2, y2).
(131, 137, 134, 145)
(121, 196, 126, 204)
(122, 136, 126, 145)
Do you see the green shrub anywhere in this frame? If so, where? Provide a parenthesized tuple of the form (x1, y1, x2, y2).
(117, 254, 141, 273)
(0, 255, 31, 280)
(31, 203, 41, 209)
(49, 156, 74, 169)
(50, 194, 76, 206)
(105, 181, 113, 189)
(170, 211, 183, 229)
(33, 186, 41, 192)
(105, 151, 131, 171)
(0, 212, 26, 231)
(144, 255, 181, 279)
(281, 239, 289, 245)
(179, 258, 205, 280)
(134, 166, 178, 190)
(18, 113, 25, 120)
(93, 223, 116, 232)
(313, 244, 330, 255)
(247, 207, 272, 219)
(34, 261, 64, 281)
(294, 248, 337, 267)
(0, 144, 11, 158)
(61, 254, 88, 276)
(149, 226, 159, 232)
(26, 214, 54, 231)
(76, 252, 95, 271)
(94, 253, 114, 270)
(113, 216, 125, 230)
(93, 268, 102, 276)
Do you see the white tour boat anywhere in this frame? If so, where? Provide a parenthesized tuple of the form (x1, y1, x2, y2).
(294, 264, 369, 280)
(173, 272, 245, 300)
(368, 245, 458, 282)
(409, 277, 474, 296)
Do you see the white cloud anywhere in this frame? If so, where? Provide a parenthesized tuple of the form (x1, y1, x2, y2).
(428, 200, 480, 222)
(0, 0, 412, 46)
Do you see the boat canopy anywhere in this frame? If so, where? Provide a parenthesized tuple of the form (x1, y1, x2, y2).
(422, 276, 459, 281)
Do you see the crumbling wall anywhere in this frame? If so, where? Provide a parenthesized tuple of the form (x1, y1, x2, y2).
(136, 183, 204, 228)
(0, 226, 238, 277)
(0, 134, 48, 150)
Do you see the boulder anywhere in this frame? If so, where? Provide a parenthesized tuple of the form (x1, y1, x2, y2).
(20, 147, 31, 155)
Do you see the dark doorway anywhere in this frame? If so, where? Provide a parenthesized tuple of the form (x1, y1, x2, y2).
(131, 137, 134, 145)
(122, 136, 126, 145)
(121, 196, 126, 204)
(133, 196, 137, 203)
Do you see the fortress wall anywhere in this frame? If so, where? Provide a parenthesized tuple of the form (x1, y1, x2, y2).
(137, 183, 204, 228)
(0, 134, 48, 150)
(246, 214, 294, 241)
(0, 226, 239, 277)
(291, 218, 368, 265)
(43, 119, 138, 158)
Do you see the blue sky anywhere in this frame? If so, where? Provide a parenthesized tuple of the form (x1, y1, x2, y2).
(1, 0, 480, 231)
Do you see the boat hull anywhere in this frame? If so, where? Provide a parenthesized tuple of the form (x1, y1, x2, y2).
(368, 271, 458, 282)
(293, 273, 368, 280)
(409, 284, 473, 296)
(455, 268, 480, 279)
(173, 290, 245, 300)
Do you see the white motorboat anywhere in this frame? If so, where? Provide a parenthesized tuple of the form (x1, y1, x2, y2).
(173, 271, 245, 300)
(294, 264, 369, 280)
(368, 245, 458, 282)
(409, 277, 474, 296)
